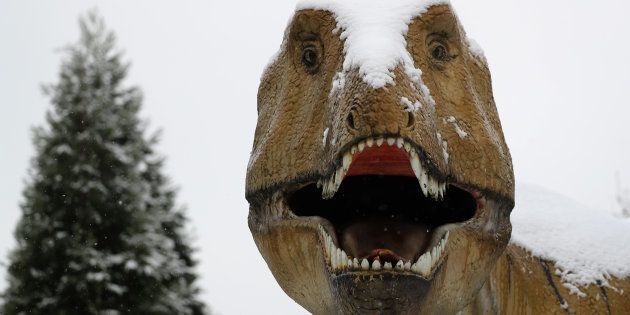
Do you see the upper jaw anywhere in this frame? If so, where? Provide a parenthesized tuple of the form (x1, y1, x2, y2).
(317, 136, 447, 200)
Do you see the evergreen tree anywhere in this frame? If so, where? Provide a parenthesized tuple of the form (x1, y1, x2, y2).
(2, 12, 206, 315)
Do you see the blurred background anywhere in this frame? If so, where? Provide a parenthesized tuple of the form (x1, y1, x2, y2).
(1, 0, 629, 314)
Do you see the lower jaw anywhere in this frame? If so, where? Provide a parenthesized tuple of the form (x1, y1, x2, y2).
(286, 173, 479, 277)
(330, 271, 434, 313)
(317, 222, 457, 278)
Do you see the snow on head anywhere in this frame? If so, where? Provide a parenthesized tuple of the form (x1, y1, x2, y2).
(466, 37, 486, 62)
(511, 183, 630, 293)
(296, 0, 449, 91)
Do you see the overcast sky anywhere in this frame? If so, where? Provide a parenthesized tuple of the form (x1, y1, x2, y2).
(1, 1, 629, 314)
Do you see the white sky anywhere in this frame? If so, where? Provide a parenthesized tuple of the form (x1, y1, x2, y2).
(1, 1, 629, 314)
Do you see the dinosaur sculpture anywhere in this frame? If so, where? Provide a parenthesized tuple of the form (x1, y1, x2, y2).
(246, 1, 630, 313)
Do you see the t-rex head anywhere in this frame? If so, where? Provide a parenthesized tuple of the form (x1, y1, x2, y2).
(246, 1, 514, 313)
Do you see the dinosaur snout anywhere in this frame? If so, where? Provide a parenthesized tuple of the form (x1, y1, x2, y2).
(344, 90, 417, 135)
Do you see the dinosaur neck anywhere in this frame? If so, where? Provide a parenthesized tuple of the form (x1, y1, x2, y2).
(461, 245, 629, 314)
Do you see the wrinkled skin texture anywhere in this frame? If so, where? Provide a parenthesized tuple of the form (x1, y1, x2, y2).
(246, 4, 630, 314)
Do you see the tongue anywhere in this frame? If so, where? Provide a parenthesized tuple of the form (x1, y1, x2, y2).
(339, 214, 433, 262)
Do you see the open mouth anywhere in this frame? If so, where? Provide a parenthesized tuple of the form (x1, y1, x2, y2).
(287, 137, 478, 277)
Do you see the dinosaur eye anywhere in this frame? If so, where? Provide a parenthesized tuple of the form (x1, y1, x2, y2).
(430, 42, 450, 61)
(302, 46, 319, 73)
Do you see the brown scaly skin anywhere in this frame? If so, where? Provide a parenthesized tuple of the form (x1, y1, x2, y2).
(246, 4, 630, 314)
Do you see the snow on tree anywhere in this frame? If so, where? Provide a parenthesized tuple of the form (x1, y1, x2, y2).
(2, 11, 206, 315)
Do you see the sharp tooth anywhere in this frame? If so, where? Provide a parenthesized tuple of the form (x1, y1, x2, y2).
(348, 259, 353, 269)
(384, 262, 393, 270)
(396, 138, 404, 148)
(361, 258, 370, 270)
(326, 238, 330, 256)
(351, 145, 357, 155)
(404, 142, 411, 152)
(326, 240, 331, 257)
(316, 180, 322, 189)
(418, 252, 431, 275)
(336, 248, 345, 268)
(323, 180, 335, 199)
(337, 167, 345, 182)
(404, 261, 411, 271)
(323, 166, 345, 199)
(353, 258, 359, 269)
(429, 177, 438, 200)
(331, 250, 337, 269)
(413, 256, 422, 274)
(366, 138, 374, 147)
(372, 259, 381, 271)
(433, 179, 440, 200)
(358, 142, 365, 152)
(410, 151, 421, 179)
(411, 263, 418, 273)
(387, 137, 395, 146)
(445, 231, 450, 242)
(339, 249, 346, 268)
(420, 168, 429, 197)
(376, 137, 384, 147)
(431, 247, 438, 265)
(343, 153, 353, 171)
(395, 260, 404, 270)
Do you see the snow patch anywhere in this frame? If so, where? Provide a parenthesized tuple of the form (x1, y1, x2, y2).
(330, 72, 346, 96)
(562, 281, 587, 298)
(297, 0, 448, 101)
(86, 271, 109, 282)
(401, 96, 422, 112)
(322, 128, 329, 146)
(54, 144, 73, 155)
(107, 283, 127, 295)
(511, 183, 630, 290)
(436, 132, 448, 163)
(446, 116, 468, 138)
(466, 37, 486, 61)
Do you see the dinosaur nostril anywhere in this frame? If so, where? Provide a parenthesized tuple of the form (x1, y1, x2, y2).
(406, 111, 415, 129)
(347, 108, 359, 131)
